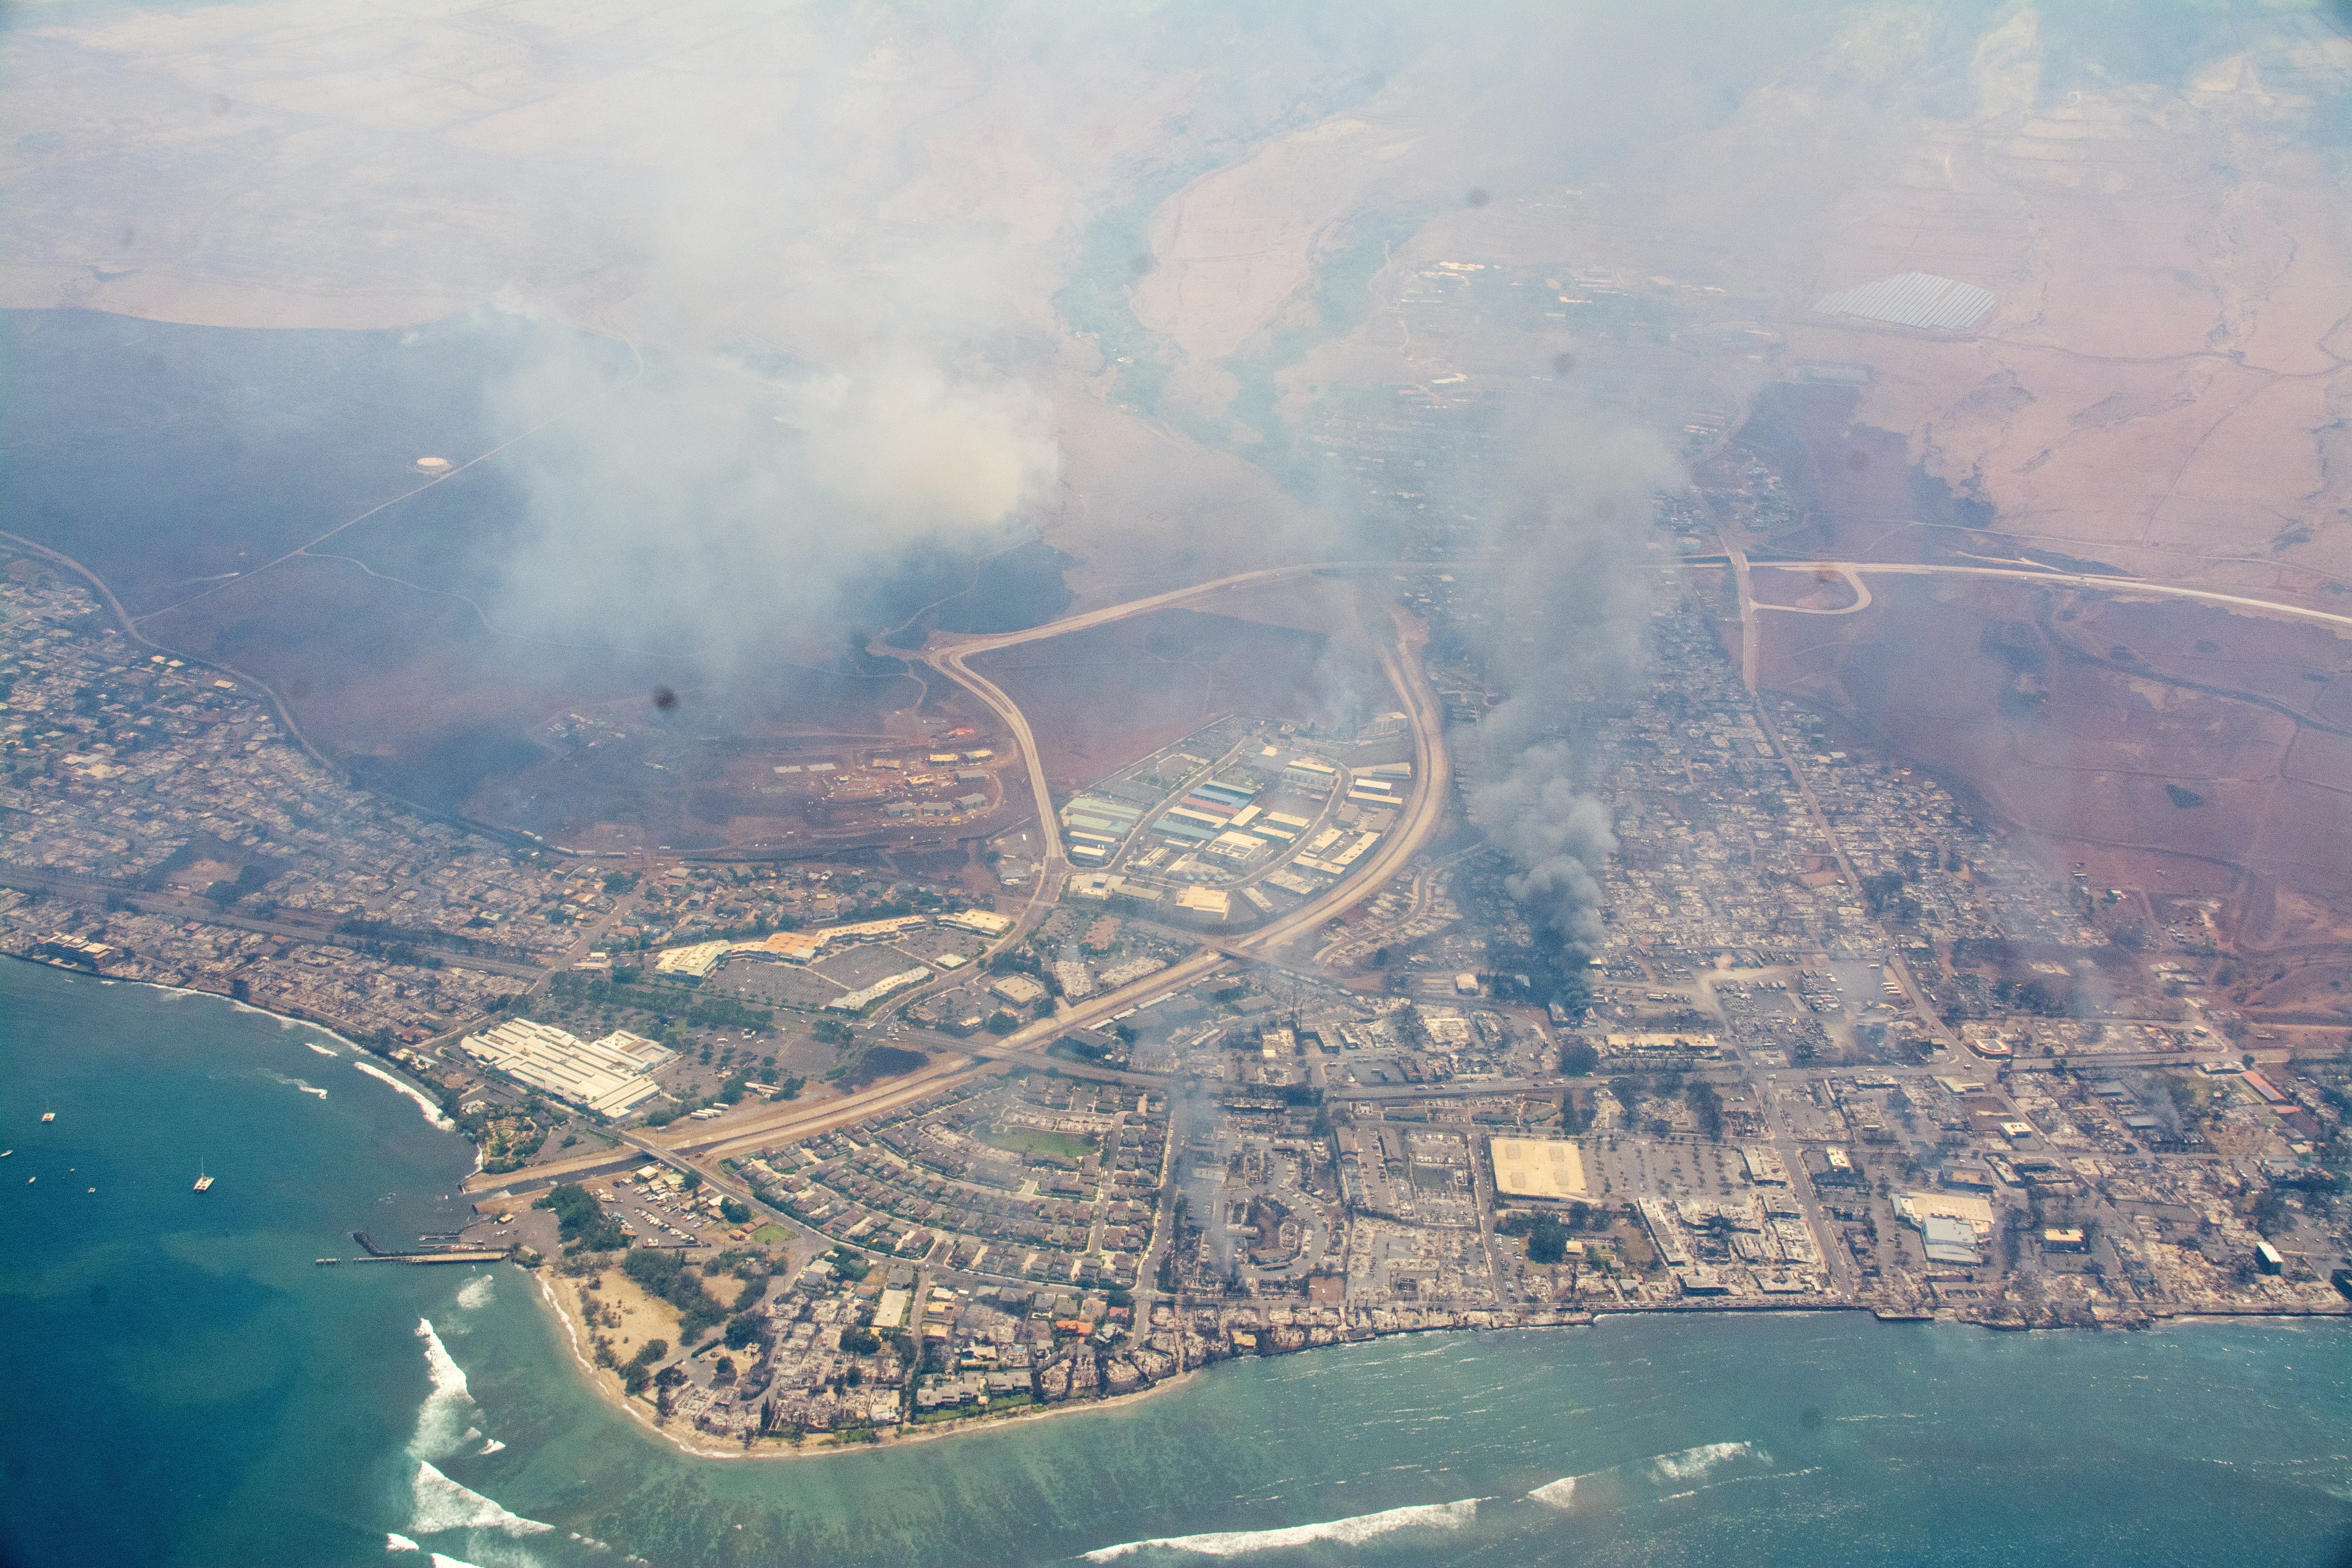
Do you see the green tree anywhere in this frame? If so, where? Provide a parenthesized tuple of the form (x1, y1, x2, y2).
(534, 1183, 626, 1251)
(1559, 1039, 1599, 1076)
(1525, 1214, 1570, 1265)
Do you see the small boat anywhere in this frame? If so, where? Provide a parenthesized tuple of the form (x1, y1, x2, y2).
(193, 1161, 215, 1194)
(40, 1112, 55, 1123)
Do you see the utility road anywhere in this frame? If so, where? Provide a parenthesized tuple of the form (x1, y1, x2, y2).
(1710, 554, 2352, 649)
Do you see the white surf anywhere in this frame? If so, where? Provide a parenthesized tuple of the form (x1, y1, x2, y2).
(1649, 1441, 1754, 1483)
(1532, 1441, 1760, 1508)
(408, 1319, 475, 1461)
(408, 1461, 552, 1538)
(355, 1059, 455, 1130)
(1083, 1498, 1478, 1560)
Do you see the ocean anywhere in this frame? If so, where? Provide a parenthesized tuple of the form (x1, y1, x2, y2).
(4, 957, 2348, 1568)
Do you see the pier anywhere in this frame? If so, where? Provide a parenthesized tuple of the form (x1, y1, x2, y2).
(313, 1230, 514, 1266)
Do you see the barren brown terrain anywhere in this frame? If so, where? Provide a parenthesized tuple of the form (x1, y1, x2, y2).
(971, 608, 1363, 791)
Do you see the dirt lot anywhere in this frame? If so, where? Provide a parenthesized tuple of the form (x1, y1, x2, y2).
(973, 606, 1372, 790)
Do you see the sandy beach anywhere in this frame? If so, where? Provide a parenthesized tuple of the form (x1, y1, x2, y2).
(528, 1264, 1203, 1463)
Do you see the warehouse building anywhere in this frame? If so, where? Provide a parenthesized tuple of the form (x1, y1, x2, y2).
(1282, 756, 1340, 793)
(1205, 830, 1269, 863)
(461, 1018, 677, 1116)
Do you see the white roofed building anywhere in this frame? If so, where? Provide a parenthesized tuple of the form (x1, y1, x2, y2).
(461, 1018, 677, 1116)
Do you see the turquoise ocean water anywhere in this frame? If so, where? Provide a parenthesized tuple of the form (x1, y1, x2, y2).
(4, 957, 2348, 1568)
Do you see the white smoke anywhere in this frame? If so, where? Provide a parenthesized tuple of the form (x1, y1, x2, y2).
(481, 342, 1060, 662)
(788, 359, 1060, 533)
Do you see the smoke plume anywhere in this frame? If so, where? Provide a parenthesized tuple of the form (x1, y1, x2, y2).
(1476, 743, 1619, 959)
(1457, 406, 1679, 969)
(481, 340, 1060, 664)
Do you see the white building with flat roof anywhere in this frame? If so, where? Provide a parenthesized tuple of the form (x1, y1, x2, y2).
(1281, 756, 1339, 793)
(653, 939, 733, 978)
(461, 1018, 677, 1116)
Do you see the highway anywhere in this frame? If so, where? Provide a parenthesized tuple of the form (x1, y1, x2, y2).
(450, 542, 2342, 1198)
(559, 572, 1457, 1180)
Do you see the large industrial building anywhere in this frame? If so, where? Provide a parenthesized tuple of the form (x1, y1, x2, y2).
(461, 1017, 677, 1116)
(1061, 793, 1147, 865)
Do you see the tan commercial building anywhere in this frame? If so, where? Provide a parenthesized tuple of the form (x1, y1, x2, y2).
(1489, 1138, 1588, 1202)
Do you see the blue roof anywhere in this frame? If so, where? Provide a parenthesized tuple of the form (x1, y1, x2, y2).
(1156, 819, 1216, 841)
(1193, 782, 1254, 806)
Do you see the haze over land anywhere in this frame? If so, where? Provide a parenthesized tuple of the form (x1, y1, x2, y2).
(10, 9, 2352, 1561)
(4, 0, 2348, 985)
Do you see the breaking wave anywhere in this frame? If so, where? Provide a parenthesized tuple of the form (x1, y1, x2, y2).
(408, 1319, 476, 1461)
(307, 1041, 340, 1058)
(387, 1534, 420, 1553)
(1530, 1442, 1761, 1510)
(428, 1556, 484, 1568)
(457, 1275, 495, 1311)
(1527, 1474, 1579, 1509)
(1083, 1499, 1478, 1560)
(355, 1058, 456, 1130)
(1650, 1442, 1754, 1483)
(409, 1461, 553, 1538)
(263, 1071, 329, 1098)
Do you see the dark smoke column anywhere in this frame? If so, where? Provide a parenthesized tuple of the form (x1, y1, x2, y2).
(1472, 741, 1616, 973)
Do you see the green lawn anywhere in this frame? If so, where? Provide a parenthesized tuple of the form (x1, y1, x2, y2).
(751, 1223, 789, 1245)
(978, 1127, 1096, 1163)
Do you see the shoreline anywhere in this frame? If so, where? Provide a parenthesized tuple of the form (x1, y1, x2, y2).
(17, 956, 2347, 1455)
(12, 955, 467, 1137)
(515, 1261, 2352, 1466)
(527, 1264, 1205, 1462)
(13, 950, 387, 1049)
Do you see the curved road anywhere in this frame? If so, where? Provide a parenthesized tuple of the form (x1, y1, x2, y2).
(920, 561, 1392, 892)
(493, 546, 2343, 1187)
(600, 570, 1456, 1173)
(1708, 554, 2352, 636)
(1748, 563, 1873, 615)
